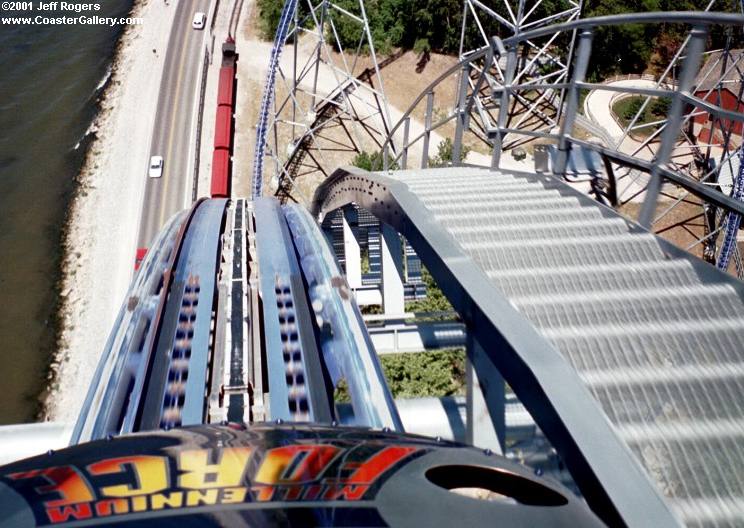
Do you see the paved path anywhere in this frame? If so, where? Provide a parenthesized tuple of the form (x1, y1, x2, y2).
(583, 78, 661, 145)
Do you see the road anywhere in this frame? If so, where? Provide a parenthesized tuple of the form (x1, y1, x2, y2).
(137, 0, 210, 248)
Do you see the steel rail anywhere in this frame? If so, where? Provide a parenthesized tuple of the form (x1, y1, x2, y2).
(129, 198, 208, 431)
(68, 211, 187, 444)
(283, 204, 403, 430)
(70, 200, 205, 443)
(253, 198, 333, 423)
(500, 11, 744, 44)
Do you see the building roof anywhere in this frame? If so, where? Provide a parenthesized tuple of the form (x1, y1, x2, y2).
(694, 48, 744, 93)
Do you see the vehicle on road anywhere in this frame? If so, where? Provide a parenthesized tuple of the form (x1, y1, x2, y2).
(134, 248, 147, 270)
(192, 12, 206, 29)
(148, 155, 163, 178)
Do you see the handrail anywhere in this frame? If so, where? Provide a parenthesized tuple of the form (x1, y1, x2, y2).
(500, 11, 744, 44)
(379, 11, 744, 222)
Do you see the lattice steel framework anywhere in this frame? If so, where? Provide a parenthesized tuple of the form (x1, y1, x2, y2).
(252, 0, 590, 204)
(380, 9, 744, 279)
(253, 0, 395, 203)
(599, 0, 744, 277)
(456, 0, 583, 153)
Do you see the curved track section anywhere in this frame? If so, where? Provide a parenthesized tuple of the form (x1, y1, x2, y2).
(312, 165, 744, 527)
(718, 147, 744, 272)
(71, 198, 229, 443)
(252, 0, 297, 199)
(72, 195, 401, 444)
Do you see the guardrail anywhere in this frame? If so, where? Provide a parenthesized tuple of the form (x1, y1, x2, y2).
(193, 47, 210, 202)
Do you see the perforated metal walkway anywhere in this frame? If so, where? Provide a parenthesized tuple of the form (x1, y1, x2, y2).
(313, 166, 744, 527)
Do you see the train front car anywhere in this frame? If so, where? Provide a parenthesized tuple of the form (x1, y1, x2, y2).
(0, 424, 602, 527)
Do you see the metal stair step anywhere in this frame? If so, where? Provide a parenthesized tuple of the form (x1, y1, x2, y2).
(542, 318, 744, 371)
(486, 259, 699, 298)
(624, 428, 744, 501)
(407, 179, 537, 193)
(435, 206, 608, 228)
(419, 189, 563, 204)
(585, 370, 744, 426)
(465, 233, 665, 270)
(429, 196, 583, 215)
(516, 284, 744, 330)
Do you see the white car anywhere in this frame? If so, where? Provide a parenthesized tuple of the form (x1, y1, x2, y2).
(149, 155, 163, 178)
(192, 12, 206, 30)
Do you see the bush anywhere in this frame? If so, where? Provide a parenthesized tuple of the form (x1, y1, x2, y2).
(406, 268, 453, 313)
(622, 97, 644, 121)
(413, 38, 431, 55)
(428, 137, 471, 167)
(352, 151, 384, 172)
(333, 348, 466, 401)
(380, 348, 466, 398)
(650, 97, 671, 117)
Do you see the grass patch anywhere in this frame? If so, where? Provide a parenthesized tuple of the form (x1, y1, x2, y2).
(611, 95, 669, 137)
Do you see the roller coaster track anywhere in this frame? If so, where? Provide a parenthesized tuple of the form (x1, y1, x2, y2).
(718, 147, 744, 272)
(275, 50, 404, 203)
(252, 0, 297, 200)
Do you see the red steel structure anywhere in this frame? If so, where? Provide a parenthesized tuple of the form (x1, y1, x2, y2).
(211, 38, 237, 198)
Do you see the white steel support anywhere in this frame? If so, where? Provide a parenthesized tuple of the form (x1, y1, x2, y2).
(466, 335, 505, 454)
(342, 211, 362, 288)
(380, 223, 405, 315)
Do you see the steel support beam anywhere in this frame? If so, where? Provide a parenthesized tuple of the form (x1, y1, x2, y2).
(380, 223, 405, 315)
(466, 335, 505, 454)
(342, 210, 362, 288)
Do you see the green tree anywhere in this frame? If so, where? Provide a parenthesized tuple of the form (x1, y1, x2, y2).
(428, 137, 471, 167)
(351, 150, 397, 171)
(622, 97, 644, 121)
(256, 0, 284, 40)
(584, 0, 660, 79)
(379, 349, 465, 398)
(650, 97, 670, 117)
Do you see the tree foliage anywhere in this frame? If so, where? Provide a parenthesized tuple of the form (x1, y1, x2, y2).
(406, 267, 453, 313)
(351, 150, 386, 171)
(584, 0, 743, 79)
(380, 348, 465, 398)
(256, 0, 573, 54)
(584, 0, 661, 80)
(333, 348, 465, 401)
(428, 137, 471, 167)
(650, 96, 671, 117)
(622, 97, 644, 121)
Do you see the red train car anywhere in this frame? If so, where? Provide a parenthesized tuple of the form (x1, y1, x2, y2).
(217, 66, 235, 107)
(210, 38, 237, 199)
(214, 105, 232, 151)
(211, 150, 230, 198)
(134, 248, 147, 270)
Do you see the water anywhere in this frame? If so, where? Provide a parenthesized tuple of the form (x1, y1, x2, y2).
(0, 2, 132, 423)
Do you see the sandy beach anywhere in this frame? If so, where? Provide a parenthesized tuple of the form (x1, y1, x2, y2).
(45, 0, 178, 423)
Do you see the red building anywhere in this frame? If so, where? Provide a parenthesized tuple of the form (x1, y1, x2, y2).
(693, 49, 744, 145)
